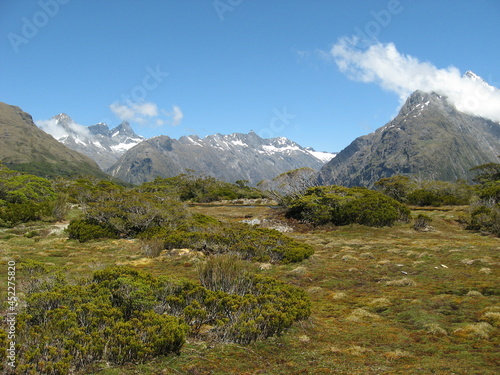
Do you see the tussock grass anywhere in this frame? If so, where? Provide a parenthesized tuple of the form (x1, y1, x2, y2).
(368, 297, 392, 310)
(345, 308, 380, 322)
(2, 204, 500, 374)
(454, 322, 494, 339)
(383, 349, 412, 362)
(386, 277, 417, 287)
(329, 291, 347, 300)
(347, 345, 374, 356)
(341, 254, 358, 261)
(307, 286, 323, 294)
(466, 290, 483, 297)
(481, 308, 500, 327)
(424, 323, 448, 336)
(289, 266, 306, 275)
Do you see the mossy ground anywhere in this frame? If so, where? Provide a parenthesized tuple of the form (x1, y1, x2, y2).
(0, 203, 498, 374)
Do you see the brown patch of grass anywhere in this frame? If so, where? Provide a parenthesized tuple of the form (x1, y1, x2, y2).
(385, 277, 417, 287)
(453, 322, 494, 339)
(383, 349, 412, 362)
(345, 308, 380, 322)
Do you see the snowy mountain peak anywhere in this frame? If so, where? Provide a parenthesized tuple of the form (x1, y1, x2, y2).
(464, 70, 482, 81)
(54, 113, 72, 123)
(463, 70, 496, 92)
(112, 121, 135, 137)
(38, 114, 144, 170)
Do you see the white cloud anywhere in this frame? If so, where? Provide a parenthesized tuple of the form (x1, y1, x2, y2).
(171, 105, 183, 126)
(36, 118, 90, 140)
(330, 37, 500, 122)
(110, 101, 159, 124)
(110, 101, 183, 127)
(135, 102, 158, 117)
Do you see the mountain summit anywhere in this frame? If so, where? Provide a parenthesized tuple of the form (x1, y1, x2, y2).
(318, 89, 500, 187)
(38, 115, 144, 169)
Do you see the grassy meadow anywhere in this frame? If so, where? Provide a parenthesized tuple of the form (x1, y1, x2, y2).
(1, 202, 499, 374)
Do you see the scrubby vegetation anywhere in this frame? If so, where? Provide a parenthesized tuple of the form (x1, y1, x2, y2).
(0, 164, 57, 227)
(0, 259, 310, 374)
(0, 162, 499, 374)
(375, 175, 474, 206)
(7, 263, 188, 374)
(283, 185, 410, 227)
(66, 180, 313, 263)
(139, 173, 267, 203)
(465, 162, 500, 235)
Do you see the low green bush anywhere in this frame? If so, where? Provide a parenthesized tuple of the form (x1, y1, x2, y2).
(66, 219, 118, 242)
(464, 161, 500, 235)
(13, 268, 188, 373)
(138, 174, 267, 203)
(284, 185, 410, 227)
(140, 221, 314, 263)
(414, 213, 433, 230)
(0, 164, 58, 226)
(6, 263, 310, 374)
(0, 201, 54, 227)
(375, 176, 473, 206)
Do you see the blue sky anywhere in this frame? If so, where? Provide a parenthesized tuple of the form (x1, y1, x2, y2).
(1, 0, 500, 153)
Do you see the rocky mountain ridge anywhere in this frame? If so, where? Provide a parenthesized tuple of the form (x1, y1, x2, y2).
(40, 114, 144, 169)
(319, 89, 500, 187)
(108, 131, 336, 185)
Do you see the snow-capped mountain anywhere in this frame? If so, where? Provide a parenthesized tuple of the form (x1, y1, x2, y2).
(38, 114, 144, 169)
(463, 70, 494, 90)
(108, 131, 336, 185)
(319, 87, 500, 187)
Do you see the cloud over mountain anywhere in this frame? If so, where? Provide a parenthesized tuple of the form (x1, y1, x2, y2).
(109, 101, 159, 124)
(110, 101, 183, 127)
(330, 37, 500, 123)
(37, 117, 90, 140)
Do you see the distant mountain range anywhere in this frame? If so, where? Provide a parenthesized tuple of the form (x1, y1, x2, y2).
(319, 72, 500, 187)
(36, 113, 335, 185)
(3, 71, 498, 188)
(0, 102, 108, 179)
(108, 132, 335, 185)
